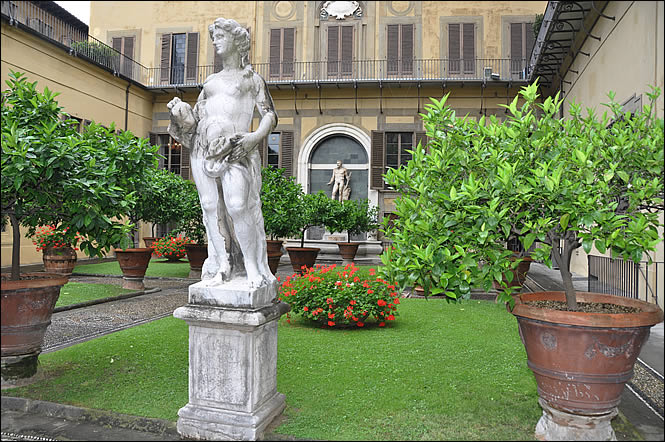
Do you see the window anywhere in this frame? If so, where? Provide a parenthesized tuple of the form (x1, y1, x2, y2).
(449, 23, 475, 75)
(370, 131, 426, 189)
(150, 133, 190, 179)
(112, 36, 135, 78)
(262, 131, 294, 175)
(510, 22, 535, 79)
(270, 28, 295, 78)
(327, 25, 353, 77)
(160, 32, 199, 84)
(387, 24, 414, 75)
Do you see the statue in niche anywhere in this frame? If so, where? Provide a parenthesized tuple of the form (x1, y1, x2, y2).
(167, 17, 277, 288)
(328, 160, 351, 202)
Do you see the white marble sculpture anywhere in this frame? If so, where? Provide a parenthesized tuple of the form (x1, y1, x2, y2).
(328, 159, 351, 201)
(168, 17, 277, 289)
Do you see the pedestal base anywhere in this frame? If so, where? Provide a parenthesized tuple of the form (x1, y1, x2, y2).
(122, 276, 145, 291)
(173, 281, 290, 441)
(535, 398, 617, 441)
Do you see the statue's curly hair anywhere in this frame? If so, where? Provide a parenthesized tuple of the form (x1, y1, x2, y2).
(208, 18, 251, 69)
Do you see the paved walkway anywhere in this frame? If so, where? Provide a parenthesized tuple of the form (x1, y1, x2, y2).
(1, 259, 663, 441)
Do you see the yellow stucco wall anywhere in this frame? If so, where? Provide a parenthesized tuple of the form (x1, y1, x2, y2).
(1, 23, 155, 268)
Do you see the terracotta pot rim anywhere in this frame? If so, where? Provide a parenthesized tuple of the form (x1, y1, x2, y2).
(114, 247, 154, 253)
(285, 247, 321, 252)
(336, 242, 359, 247)
(511, 291, 664, 328)
(184, 243, 207, 248)
(1, 272, 69, 291)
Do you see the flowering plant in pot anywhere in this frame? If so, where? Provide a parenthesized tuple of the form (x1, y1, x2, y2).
(152, 234, 192, 261)
(286, 191, 336, 274)
(279, 263, 399, 328)
(32, 225, 82, 275)
(325, 199, 379, 264)
(381, 81, 664, 440)
(1, 72, 159, 386)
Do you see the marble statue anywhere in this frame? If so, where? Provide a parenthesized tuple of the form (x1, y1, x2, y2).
(167, 17, 277, 288)
(328, 160, 351, 201)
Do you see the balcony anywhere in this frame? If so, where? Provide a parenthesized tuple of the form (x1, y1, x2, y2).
(145, 58, 531, 90)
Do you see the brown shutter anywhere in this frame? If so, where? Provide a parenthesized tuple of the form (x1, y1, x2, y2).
(448, 23, 460, 74)
(186, 32, 198, 82)
(282, 28, 295, 76)
(401, 24, 413, 74)
(327, 25, 339, 75)
(462, 23, 474, 74)
(525, 22, 535, 62)
(510, 22, 523, 74)
(160, 33, 172, 83)
(280, 131, 294, 177)
(341, 25, 353, 75)
(181, 144, 190, 180)
(371, 131, 385, 189)
(123, 36, 134, 77)
(269, 29, 281, 77)
(112, 37, 123, 72)
(387, 24, 399, 74)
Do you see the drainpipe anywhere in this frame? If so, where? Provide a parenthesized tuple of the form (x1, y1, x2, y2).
(125, 82, 131, 131)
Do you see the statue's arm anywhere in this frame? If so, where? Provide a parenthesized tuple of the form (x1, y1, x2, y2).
(167, 93, 201, 148)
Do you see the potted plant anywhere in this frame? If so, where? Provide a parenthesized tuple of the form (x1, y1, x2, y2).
(177, 180, 208, 279)
(381, 81, 664, 441)
(1, 72, 159, 386)
(31, 225, 82, 275)
(325, 199, 379, 264)
(260, 166, 302, 273)
(286, 191, 335, 274)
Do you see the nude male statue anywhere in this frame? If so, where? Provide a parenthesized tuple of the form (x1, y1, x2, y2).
(167, 18, 277, 288)
(328, 160, 351, 202)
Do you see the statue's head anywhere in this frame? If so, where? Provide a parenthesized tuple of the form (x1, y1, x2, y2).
(336, 160, 342, 166)
(209, 18, 251, 68)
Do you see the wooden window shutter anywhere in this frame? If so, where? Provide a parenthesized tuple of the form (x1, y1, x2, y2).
(181, 144, 190, 180)
(401, 24, 413, 74)
(327, 25, 339, 75)
(462, 23, 474, 74)
(186, 32, 199, 82)
(112, 37, 123, 73)
(525, 22, 535, 61)
(448, 23, 460, 74)
(387, 24, 399, 74)
(280, 131, 294, 177)
(122, 36, 134, 77)
(282, 28, 295, 76)
(160, 33, 172, 83)
(371, 131, 385, 189)
(341, 25, 353, 75)
(269, 29, 281, 77)
(510, 22, 523, 74)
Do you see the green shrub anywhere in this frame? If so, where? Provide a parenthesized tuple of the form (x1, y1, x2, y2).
(279, 263, 400, 328)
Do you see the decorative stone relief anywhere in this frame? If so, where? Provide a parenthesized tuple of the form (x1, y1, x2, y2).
(320, 1, 362, 20)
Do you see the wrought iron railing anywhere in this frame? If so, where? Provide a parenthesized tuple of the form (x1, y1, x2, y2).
(588, 255, 663, 306)
(144, 58, 530, 88)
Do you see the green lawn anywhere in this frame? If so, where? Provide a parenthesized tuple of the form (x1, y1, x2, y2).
(6, 299, 542, 440)
(56, 282, 136, 308)
(75, 260, 191, 278)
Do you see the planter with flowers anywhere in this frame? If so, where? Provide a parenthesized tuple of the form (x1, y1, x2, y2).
(381, 81, 664, 441)
(1, 72, 159, 387)
(32, 225, 82, 275)
(279, 263, 399, 328)
(152, 234, 191, 262)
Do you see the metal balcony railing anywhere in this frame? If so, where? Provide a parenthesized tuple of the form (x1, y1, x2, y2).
(588, 255, 663, 306)
(144, 58, 531, 88)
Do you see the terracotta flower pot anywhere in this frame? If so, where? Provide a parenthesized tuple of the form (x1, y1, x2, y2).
(286, 247, 320, 275)
(42, 246, 77, 275)
(184, 243, 208, 279)
(337, 242, 359, 265)
(266, 239, 283, 255)
(142, 236, 161, 248)
(1, 272, 68, 387)
(510, 291, 664, 441)
(115, 248, 153, 290)
(267, 252, 282, 276)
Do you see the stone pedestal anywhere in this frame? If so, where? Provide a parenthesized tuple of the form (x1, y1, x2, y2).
(534, 398, 618, 441)
(173, 279, 290, 440)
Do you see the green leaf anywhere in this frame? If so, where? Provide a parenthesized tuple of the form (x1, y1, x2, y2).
(559, 213, 570, 231)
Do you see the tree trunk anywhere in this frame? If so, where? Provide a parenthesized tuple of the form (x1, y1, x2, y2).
(554, 238, 578, 311)
(10, 213, 21, 280)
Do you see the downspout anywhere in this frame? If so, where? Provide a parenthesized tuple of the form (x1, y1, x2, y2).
(125, 82, 131, 131)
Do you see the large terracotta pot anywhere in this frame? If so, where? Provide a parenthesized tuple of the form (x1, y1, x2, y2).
(184, 243, 208, 279)
(115, 248, 153, 290)
(286, 247, 320, 275)
(267, 252, 282, 276)
(337, 242, 359, 265)
(142, 236, 161, 248)
(510, 291, 664, 441)
(42, 246, 77, 275)
(1, 272, 68, 387)
(266, 240, 283, 255)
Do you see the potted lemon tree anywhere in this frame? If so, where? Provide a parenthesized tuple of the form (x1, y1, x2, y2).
(1, 72, 159, 386)
(325, 198, 379, 265)
(286, 191, 335, 274)
(381, 81, 664, 441)
(177, 180, 208, 279)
